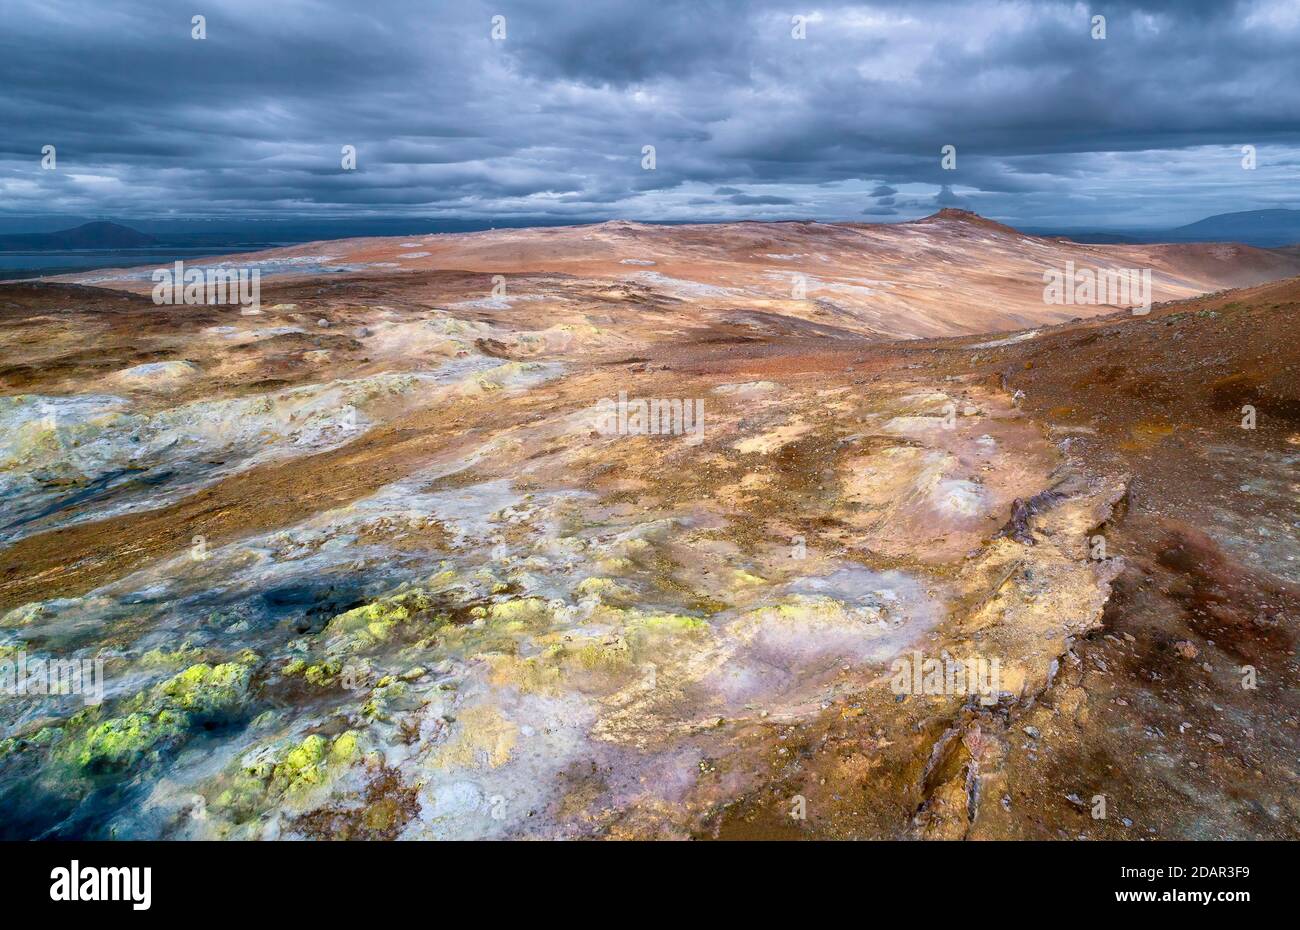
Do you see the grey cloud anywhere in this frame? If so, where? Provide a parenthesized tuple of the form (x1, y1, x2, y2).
(728, 194, 795, 205)
(0, 0, 1297, 230)
(935, 185, 968, 208)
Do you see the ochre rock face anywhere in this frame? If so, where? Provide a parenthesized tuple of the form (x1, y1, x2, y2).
(0, 215, 1296, 840)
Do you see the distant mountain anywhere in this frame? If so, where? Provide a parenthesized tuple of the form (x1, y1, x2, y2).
(1166, 209, 1300, 247)
(0, 221, 157, 251)
(1027, 210, 1300, 248)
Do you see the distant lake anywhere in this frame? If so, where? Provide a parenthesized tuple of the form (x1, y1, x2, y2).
(0, 246, 273, 281)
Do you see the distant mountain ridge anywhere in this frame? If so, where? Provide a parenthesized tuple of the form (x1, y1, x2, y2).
(1032, 209, 1300, 248)
(1167, 209, 1300, 247)
(0, 221, 157, 251)
(4, 210, 1299, 254)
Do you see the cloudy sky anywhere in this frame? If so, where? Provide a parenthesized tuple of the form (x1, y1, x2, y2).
(3, 0, 1298, 232)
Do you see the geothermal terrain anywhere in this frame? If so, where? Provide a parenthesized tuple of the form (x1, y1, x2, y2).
(0, 209, 1297, 839)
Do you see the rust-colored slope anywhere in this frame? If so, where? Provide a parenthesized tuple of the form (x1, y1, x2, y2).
(54, 213, 1300, 342)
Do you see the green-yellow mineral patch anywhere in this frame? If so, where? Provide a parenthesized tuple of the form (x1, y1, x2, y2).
(594, 556, 636, 575)
(572, 638, 635, 674)
(574, 576, 635, 604)
(58, 661, 254, 774)
(483, 597, 551, 629)
(304, 661, 343, 686)
(66, 710, 188, 772)
(322, 590, 450, 651)
(627, 612, 707, 635)
(213, 729, 366, 823)
(154, 662, 251, 716)
(138, 644, 205, 667)
(274, 734, 329, 790)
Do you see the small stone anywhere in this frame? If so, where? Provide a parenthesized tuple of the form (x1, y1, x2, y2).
(1174, 640, 1199, 660)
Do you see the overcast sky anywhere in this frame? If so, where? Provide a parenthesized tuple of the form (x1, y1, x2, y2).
(2, 0, 1298, 231)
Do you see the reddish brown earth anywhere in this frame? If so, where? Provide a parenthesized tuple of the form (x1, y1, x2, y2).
(711, 277, 1300, 839)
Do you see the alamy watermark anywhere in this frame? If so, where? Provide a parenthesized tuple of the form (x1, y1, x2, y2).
(50, 860, 151, 910)
(592, 390, 704, 444)
(1043, 261, 1151, 315)
(152, 260, 260, 312)
(1, 651, 105, 706)
(889, 650, 1001, 706)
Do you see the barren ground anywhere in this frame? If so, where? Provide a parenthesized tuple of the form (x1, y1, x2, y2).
(0, 212, 1295, 839)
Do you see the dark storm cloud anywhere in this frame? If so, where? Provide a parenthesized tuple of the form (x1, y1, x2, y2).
(2, 0, 1298, 229)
